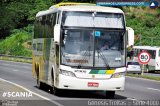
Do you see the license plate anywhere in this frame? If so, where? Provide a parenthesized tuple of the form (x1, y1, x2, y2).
(88, 82, 99, 87)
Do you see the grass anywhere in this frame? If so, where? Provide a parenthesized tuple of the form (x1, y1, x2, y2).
(0, 25, 32, 57)
(126, 73, 160, 81)
(123, 7, 160, 46)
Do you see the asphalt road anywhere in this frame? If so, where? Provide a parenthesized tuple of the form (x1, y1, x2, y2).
(0, 60, 160, 106)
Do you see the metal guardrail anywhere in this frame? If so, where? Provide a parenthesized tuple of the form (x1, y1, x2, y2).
(0, 54, 32, 63)
(0, 54, 32, 59)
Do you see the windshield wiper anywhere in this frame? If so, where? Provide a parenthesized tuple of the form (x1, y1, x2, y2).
(77, 46, 91, 68)
(96, 49, 110, 69)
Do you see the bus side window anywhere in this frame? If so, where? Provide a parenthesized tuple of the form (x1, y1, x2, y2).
(51, 13, 56, 38)
(34, 18, 41, 39)
(38, 17, 42, 38)
(138, 49, 141, 55)
(56, 12, 60, 24)
(46, 14, 52, 38)
(148, 50, 155, 59)
(134, 49, 137, 56)
(151, 50, 154, 59)
(55, 45, 59, 66)
(52, 13, 56, 26)
(136, 49, 138, 56)
(153, 50, 156, 59)
(42, 16, 46, 38)
(149, 51, 151, 58)
(45, 15, 48, 38)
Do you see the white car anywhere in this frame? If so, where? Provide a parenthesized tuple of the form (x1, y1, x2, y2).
(127, 62, 141, 74)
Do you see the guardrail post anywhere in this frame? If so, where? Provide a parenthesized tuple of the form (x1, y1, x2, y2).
(141, 64, 144, 76)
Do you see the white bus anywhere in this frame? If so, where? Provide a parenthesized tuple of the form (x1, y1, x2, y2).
(133, 46, 160, 71)
(32, 2, 134, 98)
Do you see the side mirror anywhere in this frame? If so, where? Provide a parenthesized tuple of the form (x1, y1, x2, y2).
(126, 27, 134, 47)
(54, 24, 61, 44)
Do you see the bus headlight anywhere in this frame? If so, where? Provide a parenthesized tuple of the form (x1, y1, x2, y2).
(60, 70, 76, 77)
(111, 72, 125, 78)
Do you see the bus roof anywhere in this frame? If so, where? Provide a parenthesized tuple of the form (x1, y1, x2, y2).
(58, 5, 124, 13)
(133, 46, 160, 50)
(51, 2, 95, 8)
(36, 5, 124, 17)
(36, 9, 57, 17)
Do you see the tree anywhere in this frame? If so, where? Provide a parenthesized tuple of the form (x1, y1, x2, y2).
(0, 0, 55, 38)
(0, 0, 96, 38)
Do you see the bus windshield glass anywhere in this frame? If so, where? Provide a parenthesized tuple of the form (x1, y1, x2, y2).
(62, 11, 124, 29)
(61, 29, 125, 68)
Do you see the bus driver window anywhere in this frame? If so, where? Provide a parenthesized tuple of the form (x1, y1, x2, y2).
(101, 42, 109, 50)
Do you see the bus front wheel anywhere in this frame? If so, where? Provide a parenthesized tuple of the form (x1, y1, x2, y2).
(36, 69, 42, 89)
(37, 77, 42, 89)
(52, 86, 60, 95)
(105, 91, 115, 99)
(51, 69, 60, 96)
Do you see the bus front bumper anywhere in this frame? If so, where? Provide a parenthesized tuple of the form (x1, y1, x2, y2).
(56, 74, 125, 91)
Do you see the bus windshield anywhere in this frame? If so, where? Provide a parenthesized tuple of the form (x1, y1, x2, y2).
(62, 11, 124, 29)
(61, 29, 125, 68)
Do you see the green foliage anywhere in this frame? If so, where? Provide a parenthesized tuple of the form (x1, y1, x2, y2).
(0, 0, 55, 38)
(124, 7, 160, 46)
(0, 2, 160, 57)
(0, 25, 32, 57)
(28, 0, 55, 21)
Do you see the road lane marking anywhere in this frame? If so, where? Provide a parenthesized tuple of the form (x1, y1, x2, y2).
(0, 78, 63, 106)
(147, 88, 160, 92)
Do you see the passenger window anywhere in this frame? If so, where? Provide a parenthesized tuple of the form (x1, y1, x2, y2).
(55, 45, 59, 66)
(56, 12, 61, 24)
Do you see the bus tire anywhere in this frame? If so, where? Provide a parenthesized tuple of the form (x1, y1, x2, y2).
(36, 67, 42, 89)
(51, 69, 60, 95)
(105, 91, 115, 99)
(53, 87, 60, 96)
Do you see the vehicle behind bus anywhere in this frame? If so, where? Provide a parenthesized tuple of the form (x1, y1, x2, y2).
(133, 46, 160, 71)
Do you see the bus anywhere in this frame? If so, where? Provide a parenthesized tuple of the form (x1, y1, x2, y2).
(133, 46, 160, 71)
(32, 3, 134, 98)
